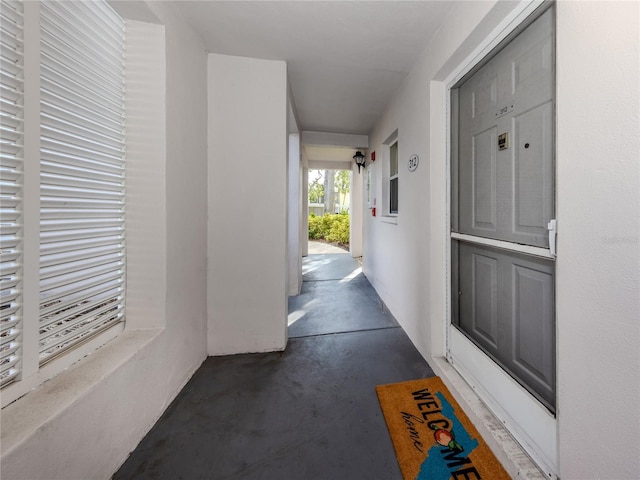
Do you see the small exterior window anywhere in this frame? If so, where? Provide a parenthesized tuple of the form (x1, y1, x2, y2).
(389, 141, 398, 214)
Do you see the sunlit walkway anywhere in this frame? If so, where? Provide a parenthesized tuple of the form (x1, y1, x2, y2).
(307, 240, 349, 255)
(114, 247, 435, 479)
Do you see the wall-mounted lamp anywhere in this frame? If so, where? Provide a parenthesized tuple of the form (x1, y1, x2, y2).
(353, 151, 366, 173)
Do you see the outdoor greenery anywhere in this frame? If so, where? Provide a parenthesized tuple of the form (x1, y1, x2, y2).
(308, 212, 350, 245)
(334, 170, 350, 206)
(308, 181, 324, 203)
(307, 169, 351, 246)
(308, 169, 350, 211)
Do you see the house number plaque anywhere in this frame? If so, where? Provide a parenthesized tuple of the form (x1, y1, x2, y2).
(408, 154, 419, 172)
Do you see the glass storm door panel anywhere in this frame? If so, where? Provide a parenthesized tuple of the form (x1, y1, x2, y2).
(457, 8, 554, 248)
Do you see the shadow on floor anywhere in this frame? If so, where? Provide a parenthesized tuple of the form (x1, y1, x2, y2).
(114, 251, 435, 480)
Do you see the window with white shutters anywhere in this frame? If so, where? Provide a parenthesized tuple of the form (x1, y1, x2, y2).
(39, 1, 125, 364)
(0, 0, 24, 387)
(0, 0, 127, 401)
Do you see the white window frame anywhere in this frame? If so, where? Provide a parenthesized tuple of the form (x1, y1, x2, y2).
(382, 129, 399, 219)
(389, 140, 398, 215)
(1, 0, 126, 407)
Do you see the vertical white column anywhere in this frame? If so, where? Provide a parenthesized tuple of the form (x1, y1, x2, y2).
(301, 167, 309, 257)
(287, 133, 301, 295)
(207, 54, 288, 355)
(350, 161, 363, 257)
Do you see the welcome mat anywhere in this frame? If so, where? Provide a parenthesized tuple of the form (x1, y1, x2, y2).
(376, 377, 510, 480)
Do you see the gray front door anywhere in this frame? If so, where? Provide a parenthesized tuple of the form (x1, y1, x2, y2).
(451, 7, 556, 411)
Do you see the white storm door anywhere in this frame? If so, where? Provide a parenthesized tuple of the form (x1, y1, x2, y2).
(449, 6, 558, 476)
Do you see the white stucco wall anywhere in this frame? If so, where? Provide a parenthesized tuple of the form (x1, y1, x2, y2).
(364, 1, 639, 478)
(364, 0, 499, 360)
(1, 3, 209, 479)
(207, 54, 288, 355)
(555, 1, 639, 478)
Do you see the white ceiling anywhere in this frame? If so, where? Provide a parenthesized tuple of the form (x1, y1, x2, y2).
(176, 1, 457, 136)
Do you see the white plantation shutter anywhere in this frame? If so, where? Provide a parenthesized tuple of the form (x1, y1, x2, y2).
(0, 0, 24, 387)
(39, 1, 125, 364)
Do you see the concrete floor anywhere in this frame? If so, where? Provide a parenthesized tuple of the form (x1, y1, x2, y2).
(114, 248, 435, 479)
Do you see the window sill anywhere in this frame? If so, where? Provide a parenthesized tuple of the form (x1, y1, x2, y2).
(1, 328, 163, 456)
(380, 215, 398, 225)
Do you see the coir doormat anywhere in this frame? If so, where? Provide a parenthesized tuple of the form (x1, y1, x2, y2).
(376, 377, 510, 480)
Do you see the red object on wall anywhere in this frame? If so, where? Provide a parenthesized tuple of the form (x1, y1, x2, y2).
(371, 151, 376, 162)
(371, 207, 376, 217)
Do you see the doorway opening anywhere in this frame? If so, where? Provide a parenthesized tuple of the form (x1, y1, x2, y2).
(308, 169, 351, 252)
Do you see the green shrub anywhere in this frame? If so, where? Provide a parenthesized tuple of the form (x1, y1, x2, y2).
(326, 215, 350, 244)
(319, 213, 333, 237)
(308, 214, 324, 240)
(308, 213, 350, 244)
